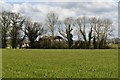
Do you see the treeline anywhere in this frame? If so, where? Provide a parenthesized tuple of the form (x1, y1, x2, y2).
(0, 11, 117, 49)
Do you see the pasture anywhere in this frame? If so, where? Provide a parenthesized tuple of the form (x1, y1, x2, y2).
(2, 49, 118, 78)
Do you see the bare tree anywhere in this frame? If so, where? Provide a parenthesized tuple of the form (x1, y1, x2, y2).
(91, 17, 113, 49)
(0, 11, 11, 48)
(9, 13, 25, 48)
(99, 18, 113, 48)
(76, 16, 93, 49)
(46, 11, 58, 37)
(58, 17, 74, 49)
(76, 16, 113, 49)
(89, 17, 99, 49)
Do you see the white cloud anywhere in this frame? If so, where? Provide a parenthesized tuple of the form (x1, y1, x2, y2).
(0, 1, 12, 12)
(53, 7, 76, 20)
(4, 0, 116, 2)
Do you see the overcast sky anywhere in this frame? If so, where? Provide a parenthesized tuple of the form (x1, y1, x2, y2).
(0, 0, 119, 39)
(2, 0, 120, 2)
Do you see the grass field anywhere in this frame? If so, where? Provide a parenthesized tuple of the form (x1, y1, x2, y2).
(2, 49, 118, 78)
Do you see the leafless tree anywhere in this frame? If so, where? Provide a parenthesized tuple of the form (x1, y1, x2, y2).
(46, 11, 58, 37)
(0, 11, 11, 48)
(76, 16, 93, 48)
(90, 17, 113, 48)
(99, 18, 113, 48)
(9, 13, 25, 48)
(58, 17, 74, 48)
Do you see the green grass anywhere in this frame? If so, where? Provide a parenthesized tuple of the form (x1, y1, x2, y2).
(2, 49, 118, 78)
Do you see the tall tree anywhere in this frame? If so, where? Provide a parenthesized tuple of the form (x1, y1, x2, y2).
(89, 17, 99, 49)
(46, 11, 58, 47)
(76, 16, 93, 49)
(58, 17, 74, 49)
(0, 11, 11, 48)
(90, 17, 113, 49)
(99, 18, 113, 48)
(24, 19, 44, 48)
(9, 13, 24, 48)
(46, 11, 58, 37)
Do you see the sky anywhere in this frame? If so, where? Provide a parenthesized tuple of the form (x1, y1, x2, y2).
(2, 0, 120, 2)
(0, 0, 119, 39)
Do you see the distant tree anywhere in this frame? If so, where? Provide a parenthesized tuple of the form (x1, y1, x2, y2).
(46, 11, 58, 37)
(24, 19, 45, 48)
(99, 18, 113, 48)
(46, 11, 58, 48)
(9, 13, 25, 48)
(91, 17, 113, 49)
(76, 16, 113, 49)
(89, 17, 99, 49)
(58, 17, 74, 49)
(0, 11, 11, 48)
(76, 16, 93, 49)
